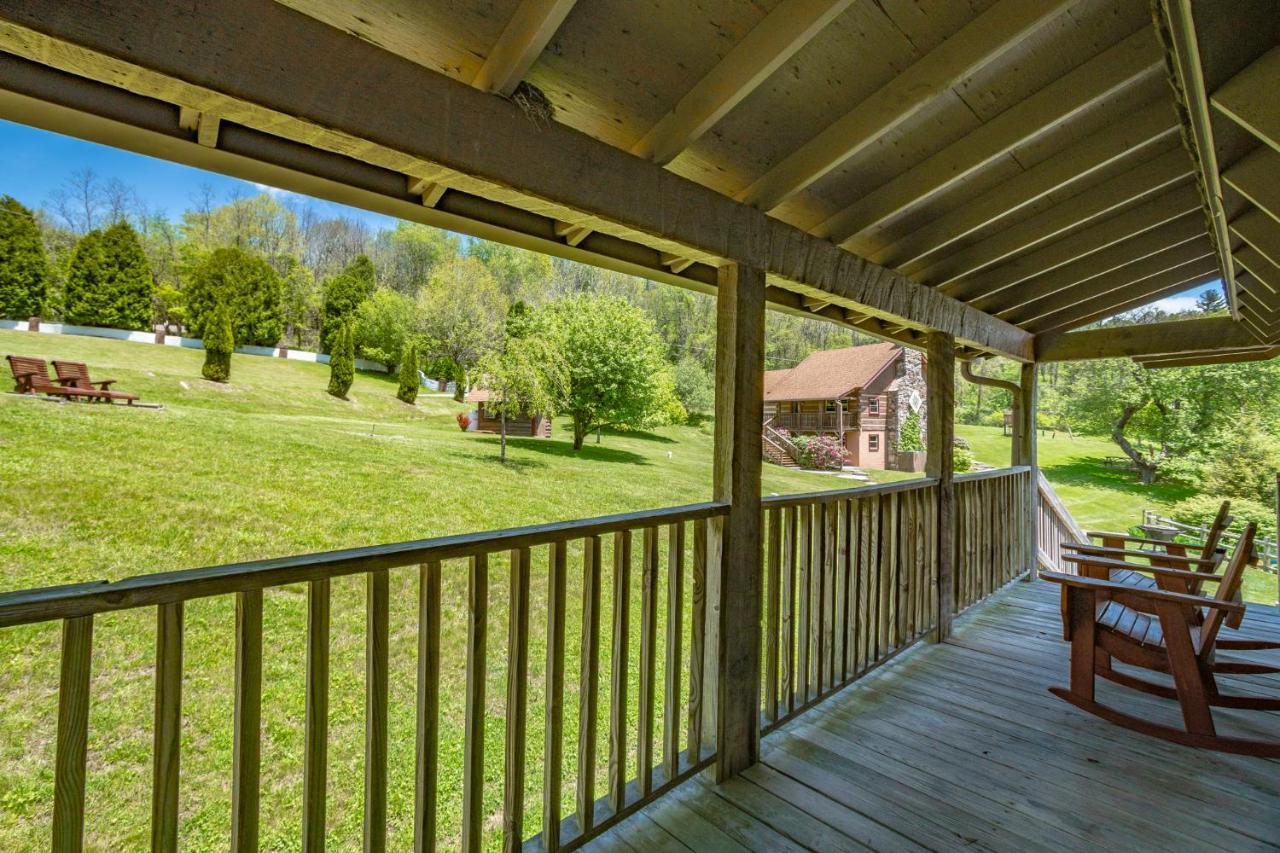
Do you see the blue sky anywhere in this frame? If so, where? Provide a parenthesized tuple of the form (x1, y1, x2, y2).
(0, 119, 1218, 315)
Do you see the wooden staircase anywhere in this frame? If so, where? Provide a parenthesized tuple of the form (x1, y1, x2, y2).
(762, 421, 800, 468)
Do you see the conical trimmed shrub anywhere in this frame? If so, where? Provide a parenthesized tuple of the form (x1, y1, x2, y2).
(397, 343, 419, 404)
(202, 303, 234, 382)
(328, 321, 354, 398)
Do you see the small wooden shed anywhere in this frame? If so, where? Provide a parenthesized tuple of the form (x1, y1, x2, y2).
(464, 388, 551, 438)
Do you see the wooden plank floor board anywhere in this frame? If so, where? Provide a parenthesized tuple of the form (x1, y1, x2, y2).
(586, 580, 1280, 852)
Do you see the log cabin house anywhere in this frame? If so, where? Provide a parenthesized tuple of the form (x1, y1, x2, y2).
(1, 1, 1277, 850)
(763, 342, 926, 470)
(463, 388, 552, 437)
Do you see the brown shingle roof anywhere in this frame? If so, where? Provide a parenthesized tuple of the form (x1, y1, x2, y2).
(764, 343, 900, 401)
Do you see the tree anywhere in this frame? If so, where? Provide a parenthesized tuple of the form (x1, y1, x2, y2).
(185, 247, 284, 345)
(672, 355, 714, 418)
(201, 302, 234, 382)
(278, 256, 320, 348)
(1203, 418, 1280, 505)
(397, 343, 420, 404)
(417, 256, 504, 401)
(0, 196, 49, 319)
(1194, 287, 1226, 313)
(474, 308, 567, 463)
(63, 221, 153, 330)
(371, 221, 458, 297)
(327, 321, 355, 398)
(468, 241, 552, 302)
(546, 295, 670, 450)
(354, 288, 416, 371)
(898, 410, 924, 452)
(321, 254, 375, 352)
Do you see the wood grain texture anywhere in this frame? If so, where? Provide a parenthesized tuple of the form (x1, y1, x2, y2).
(231, 591, 262, 853)
(609, 530, 632, 812)
(414, 562, 441, 853)
(926, 333, 956, 641)
(462, 555, 488, 853)
(662, 523, 685, 780)
(53, 616, 92, 853)
(637, 528, 659, 796)
(302, 580, 330, 853)
(544, 542, 567, 852)
(577, 536, 602, 835)
(504, 548, 531, 851)
(365, 571, 389, 853)
(151, 602, 183, 853)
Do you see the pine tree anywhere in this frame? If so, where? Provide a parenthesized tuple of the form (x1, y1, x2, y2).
(64, 221, 153, 329)
(321, 254, 375, 353)
(328, 321, 355, 398)
(0, 196, 49, 319)
(1194, 287, 1226, 313)
(396, 342, 419, 404)
(202, 302, 234, 382)
(185, 247, 284, 345)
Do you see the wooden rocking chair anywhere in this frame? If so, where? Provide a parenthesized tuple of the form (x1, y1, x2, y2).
(1044, 523, 1280, 757)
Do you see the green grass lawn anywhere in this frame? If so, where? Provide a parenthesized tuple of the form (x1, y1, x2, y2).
(1, 330, 1274, 849)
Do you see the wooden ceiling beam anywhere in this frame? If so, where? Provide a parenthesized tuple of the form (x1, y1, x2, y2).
(979, 213, 1205, 316)
(471, 0, 577, 97)
(935, 159, 1196, 297)
(630, 0, 851, 166)
(1230, 208, 1280, 271)
(1153, 0, 1239, 319)
(0, 2, 1033, 360)
(1137, 346, 1279, 368)
(1036, 316, 1258, 361)
(1223, 146, 1280, 225)
(1029, 268, 1218, 336)
(1235, 247, 1280, 297)
(734, 0, 1077, 210)
(1013, 239, 1213, 328)
(821, 28, 1163, 250)
(1211, 45, 1280, 154)
(967, 197, 1208, 311)
(878, 101, 1177, 272)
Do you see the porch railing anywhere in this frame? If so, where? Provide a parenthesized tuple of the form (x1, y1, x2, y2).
(0, 502, 727, 852)
(1, 468, 1034, 851)
(1035, 471, 1088, 573)
(770, 412, 842, 432)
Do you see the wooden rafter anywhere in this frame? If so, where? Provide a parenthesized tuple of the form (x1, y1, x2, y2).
(1211, 46, 1280, 154)
(1035, 316, 1259, 361)
(1230, 209, 1280, 269)
(1137, 346, 1279, 368)
(978, 213, 1205, 316)
(471, 0, 577, 97)
(630, 0, 851, 166)
(1234, 246, 1280, 296)
(733, 0, 1076, 210)
(1154, 0, 1238, 318)
(931, 151, 1194, 294)
(1223, 146, 1280, 224)
(951, 183, 1202, 306)
(820, 28, 1163, 250)
(878, 100, 1177, 271)
(1030, 267, 1218, 336)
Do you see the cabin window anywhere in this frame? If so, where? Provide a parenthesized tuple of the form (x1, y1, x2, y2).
(868, 434, 880, 452)
(824, 400, 836, 413)
(868, 397, 880, 415)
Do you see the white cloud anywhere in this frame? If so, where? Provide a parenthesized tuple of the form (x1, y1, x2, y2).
(1149, 294, 1200, 313)
(252, 182, 296, 198)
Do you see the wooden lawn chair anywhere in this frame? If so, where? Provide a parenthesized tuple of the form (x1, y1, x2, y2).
(51, 360, 139, 404)
(6, 355, 113, 402)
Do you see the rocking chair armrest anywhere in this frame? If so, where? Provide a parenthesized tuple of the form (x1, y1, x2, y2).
(1041, 571, 1245, 615)
(1085, 531, 1188, 548)
(1063, 544, 1216, 566)
(1061, 553, 1222, 579)
(91, 379, 116, 389)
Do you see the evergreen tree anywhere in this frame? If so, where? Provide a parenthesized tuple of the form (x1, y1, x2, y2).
(201, 302, 234, 382)
(64, 221, 153, 329)
(321, 254, 375, 353)
(327, 321, 355, 398)
(185, 247, 284, 345)
(0, 196, 49, 319)
(1194, 287, 1226, 313)
(396, 343, 420, 404)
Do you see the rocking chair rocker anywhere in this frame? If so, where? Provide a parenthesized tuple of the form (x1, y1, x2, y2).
(1044, 522, 1280, 757)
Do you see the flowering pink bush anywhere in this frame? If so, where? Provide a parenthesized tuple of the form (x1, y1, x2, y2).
(456, 412, 472, 431)
(791, 434, 845, 470)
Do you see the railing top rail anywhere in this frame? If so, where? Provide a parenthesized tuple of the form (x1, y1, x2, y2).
(954, 465, 1032, 483)
(762, 476, 940, 508)
(0, 501, 729, 628)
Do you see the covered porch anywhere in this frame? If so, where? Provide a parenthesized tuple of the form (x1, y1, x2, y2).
(587, 579, 1280, 852)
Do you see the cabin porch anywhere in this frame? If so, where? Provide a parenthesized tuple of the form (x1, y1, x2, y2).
(585, 579, 1280, 853)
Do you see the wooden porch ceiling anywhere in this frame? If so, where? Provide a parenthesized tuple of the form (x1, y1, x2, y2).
(583, 580, 1280, 852)
(0, 1, 1274, 362)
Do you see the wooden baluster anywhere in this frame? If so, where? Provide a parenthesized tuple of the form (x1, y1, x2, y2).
(462, 555, 488, 853)
(781, 507, 797, 714)
(797, 503, 811, 704)
(231, 591, 262, 853)
(813, 502, 826, 697)
(824, 500, 838, 689)
(881, 494, 896, 655)
(637, 527, 658, 796)
(687, 519, 706, 762)
(608, 530, 631, 813)
(53, 615, 93, 853)
(366, 571, 389, 853)
(838, 499, 852, 683)
(414, 562, 441, 853)
(577, 537, 601, 836)
(845, 499, 859, 680)
(764, 507, 781, 723)
(151, 602, 183, 853)
(663, 522, 685, 778)
(867, 496, 882, 665)
(303, 580, 330, 853)
(544, 542, 567, 851)
(504, 548, 530, 852)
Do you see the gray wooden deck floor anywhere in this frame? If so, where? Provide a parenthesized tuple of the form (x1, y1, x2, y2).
(587, 579, 1280, 852)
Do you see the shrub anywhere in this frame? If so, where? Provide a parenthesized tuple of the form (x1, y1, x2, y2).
(898, 410, 923, 452)
(0, 195, 49, 319)
(185, 247, 284, 346)
(201, 303, 234, 382)
(673, 356, 714, 416)
(327, 322, 354, 398)
(396, 343, 419, 405)
(952, 435, 971, 451)
(1170, 495, 1276, 539)
(355, 287, 416, 371)
(983, 410, 1006, 428)
(953, 447, 975, 473)
(790, 434, 844, 470)
(1202, 420, 1280, 505)
(64, 221, 153, 330)
(321, 255, 375, 353)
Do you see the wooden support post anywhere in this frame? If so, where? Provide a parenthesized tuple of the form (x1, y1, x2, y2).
(1018, 363, 1039, 580)
(926, 333, 955, 642)
(707, 262, 765, 782)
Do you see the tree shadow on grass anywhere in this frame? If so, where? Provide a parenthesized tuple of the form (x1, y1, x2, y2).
(1041, 457, 1196, 503)
(460, 434, 651, 466)
(598, 426, 678, 444)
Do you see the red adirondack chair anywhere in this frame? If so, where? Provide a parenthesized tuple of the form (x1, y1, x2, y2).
(52, 360, 139, 404)
(6, 355, 114, 402)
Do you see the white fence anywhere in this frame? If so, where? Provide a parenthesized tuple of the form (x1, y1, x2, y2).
(1, 318, 389, 372)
